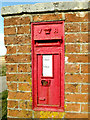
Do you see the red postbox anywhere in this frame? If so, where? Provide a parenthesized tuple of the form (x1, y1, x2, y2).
(31, 21, 64, 111)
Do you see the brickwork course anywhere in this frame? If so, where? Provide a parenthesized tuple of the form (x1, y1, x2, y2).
(1, 1, 90, 119)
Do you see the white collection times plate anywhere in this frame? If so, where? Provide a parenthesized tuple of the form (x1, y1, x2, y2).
(43, 55, 52, 77)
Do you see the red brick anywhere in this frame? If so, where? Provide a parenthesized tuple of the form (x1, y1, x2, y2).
(81, 85, 88, 93)
(8, 109, 32, 118)
(65, 33, 88, 43)
(65, 84, 80, 93)
(81, 64, 89, 73)
(6, 54, 30, 63)
(66, 44, 80, 53)
(17, 26, 30, 34)
(88, 113, 90, 118)
(6, 74, 31, 82)
(65, 113, 88, 118)
(65, 12, 88, 22)
(87, 23, 90, 31)
(19, 100, 32, 109)
(7, 83, 17, 91)
(18, 64, 30, 72)
(33, 14, 62, 21)
(66, 54, 88, 63)
(6, 64, 17, 72)
(17, 45, 31, 53)
(81, 23, 88, 32)
(65, 23, 80, 32)
(17, 54, 30, 63)
(66, 74, 88, 83)
(18, 83, 31, 91)
(82, 44, 89, 53)
(65, 103, 80, 112)
(4, 35, 30, 45)
(8, 100, 18, 108)
(5, 55, 17, 63)
(81, 104, 88, 112)
(4, 36, 15, 45)
(15, 35, 31, 44)
(65, 64, 80, 73)
(4, 16, 30, 26)
(8, 91, 31, 100)
(65, 94, 88, 102)
(4, 27, 16, 35)
(7, 46, 16, 54)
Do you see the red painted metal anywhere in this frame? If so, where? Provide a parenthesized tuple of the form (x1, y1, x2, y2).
(33, 22, 62, 40)
(31, 21, 64, 112)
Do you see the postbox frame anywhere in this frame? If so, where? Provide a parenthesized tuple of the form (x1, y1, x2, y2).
(31, 21, 64, 112)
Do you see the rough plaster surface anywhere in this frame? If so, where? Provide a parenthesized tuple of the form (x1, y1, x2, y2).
(1, 2, 90, 16)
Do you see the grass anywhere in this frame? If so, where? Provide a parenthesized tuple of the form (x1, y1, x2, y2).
(0, 61, 7, 119)
(0, 64, 7, 119)
(0, 65, 6, 76)
(0, 90, 8, 119)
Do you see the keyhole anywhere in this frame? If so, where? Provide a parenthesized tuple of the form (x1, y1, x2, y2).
(41, 80, 48, 86)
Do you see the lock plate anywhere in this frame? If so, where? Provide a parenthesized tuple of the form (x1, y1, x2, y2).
(41, 80, 51, 87)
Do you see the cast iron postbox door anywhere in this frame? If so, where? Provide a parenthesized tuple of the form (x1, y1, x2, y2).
(37, 53, 60, 106)
(31, 21, 64, 112)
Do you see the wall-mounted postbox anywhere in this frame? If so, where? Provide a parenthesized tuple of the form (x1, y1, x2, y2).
(31, 21, 64, 112)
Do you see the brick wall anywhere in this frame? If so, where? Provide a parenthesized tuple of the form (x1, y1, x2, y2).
(2, 2, 89, 119)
